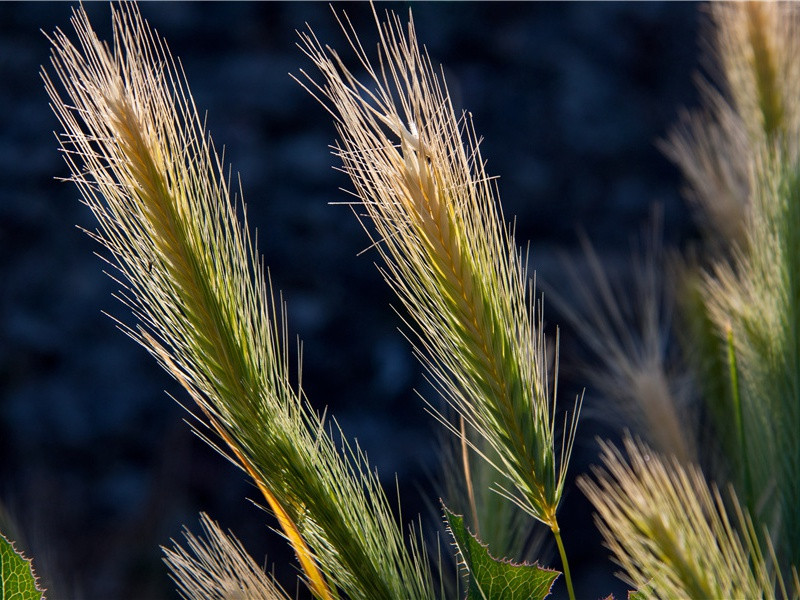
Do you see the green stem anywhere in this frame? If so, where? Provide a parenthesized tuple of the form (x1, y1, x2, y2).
(726, 324, 754, 516)
(552, 520, 575, 600)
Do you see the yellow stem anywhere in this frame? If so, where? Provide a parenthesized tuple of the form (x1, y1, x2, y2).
(220, 427, 333, 600)
(146, 333, 333, 600)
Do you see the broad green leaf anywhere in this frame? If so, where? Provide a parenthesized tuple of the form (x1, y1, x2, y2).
(0, 534, 43, 600)
(444, 506, 559, 600)
(628, 591, 647, 600)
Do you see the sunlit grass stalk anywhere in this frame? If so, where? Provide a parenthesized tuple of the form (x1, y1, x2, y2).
(297, 7, 580, 597)
(459, 418, 480, 539)
(724, 323, 755, 516)
(43, 5, 434, 599)
(579, 436, 780, 599)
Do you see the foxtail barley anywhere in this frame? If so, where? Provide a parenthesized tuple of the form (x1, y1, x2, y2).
(665, 2, 800, 568)
(711, 3, 799, 145)
(557, 224, 696, 465)
(163, 513, 290, 600)
(39, 1, 800, 597)
(661, 3, 800, 254)
(44, 4, 435, 598)
(660, 105, 751, 251)
(297, 7, 580, 597)
(579, 436, 777, 599)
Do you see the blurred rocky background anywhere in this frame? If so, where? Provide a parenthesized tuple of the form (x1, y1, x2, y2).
(1, 2, 700, 598)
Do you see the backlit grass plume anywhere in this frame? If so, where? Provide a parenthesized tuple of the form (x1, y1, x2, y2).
(43, 5, 435, 599)
(703, 150, 800, 568)
(661, 2, 800, 253)
(557, 227, 696, 465)
(664, 2, 800, 569)
(297, 8, 580, 597)
(711, 3, 799, 146)
(163, 513, 290, 600)
(579, 436, 783, 599)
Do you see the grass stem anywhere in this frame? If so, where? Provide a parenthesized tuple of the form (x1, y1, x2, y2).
(551, 520, 575, 600)
(726, 323, 754, 518)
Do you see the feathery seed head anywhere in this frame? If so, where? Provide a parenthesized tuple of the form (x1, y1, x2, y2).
(557, 228, 696, 465)
(711, 2, 799, 144)
(163, 513, 292, 600)
(45, 5, 435, 598)
(579, 436, 775, 599)
(297, 7, 580, 527)
(663, 4, 800, 569)
(663, 3, 800, 251)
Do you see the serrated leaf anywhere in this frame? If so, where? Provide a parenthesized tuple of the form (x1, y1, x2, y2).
(443, 505, 559, 600)
(0, 534, 43, 600)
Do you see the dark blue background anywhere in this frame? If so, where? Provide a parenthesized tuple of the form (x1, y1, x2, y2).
(1, 3, 700, 598)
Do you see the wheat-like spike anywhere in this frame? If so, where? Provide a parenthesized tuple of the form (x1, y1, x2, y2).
(664, 2, 800, 570)
(163, 513, 291, 600)
(712, 3, 800, 145)
(661, 3, 800, 253)
(298, 3, 579, 533)
(297, 6, 581, 598)
(703, 146, 800, 569)
(556, 220, 696, 466)
(579, 436, 777, 599)
(43, 5, 435, 599)
(659, 99, 751, 251)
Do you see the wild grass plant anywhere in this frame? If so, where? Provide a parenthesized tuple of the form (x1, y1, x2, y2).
(42, 5, 433, 599)
(5, 1, 800, 598)
(296, 11, 580, 594)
